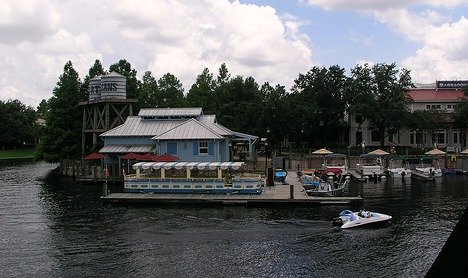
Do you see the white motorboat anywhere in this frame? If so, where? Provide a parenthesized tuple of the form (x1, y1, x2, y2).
(411, 158, 442, 181)
(387, 158, 412, 178)
(332, 210, 392, 229)
(356, 154, 386, 180)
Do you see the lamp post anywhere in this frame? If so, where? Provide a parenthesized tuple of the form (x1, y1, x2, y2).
(265, 127, 270, 169)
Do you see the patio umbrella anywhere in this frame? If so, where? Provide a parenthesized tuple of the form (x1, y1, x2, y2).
(140, 153, 160, 161)
(368, 149, 390, 155)
(312, 148, 333, 155)
(121, 153, 142, 173)
(122, 153, 142, 160)
(84, 152, 105, 160)
(460, 149, 468, 154)
(425, 148, 446, 155)
(155, 154, 179, 162)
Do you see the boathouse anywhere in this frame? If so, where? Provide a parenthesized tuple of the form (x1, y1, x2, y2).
(99, 107, 258, 165)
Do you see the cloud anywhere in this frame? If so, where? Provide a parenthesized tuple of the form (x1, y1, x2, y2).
(303, 0, 468, 83)
(0, 0, 60, 44)
(302, 0, 466, 11)
(0, 0, 313, 107)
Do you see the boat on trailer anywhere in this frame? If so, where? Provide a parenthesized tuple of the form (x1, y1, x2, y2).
(126, 162, 264, 194)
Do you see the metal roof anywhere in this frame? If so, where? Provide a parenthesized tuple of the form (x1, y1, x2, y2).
(152, 119, 223, 140)
(138, 107, 203, 117)
(132, 161, 244, 170)
(100, 117, 182, 137)
(99, 145, 155, 153)
(199, 115, 233, 136)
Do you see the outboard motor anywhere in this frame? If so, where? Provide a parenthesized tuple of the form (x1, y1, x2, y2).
(332, 217, 343, 228)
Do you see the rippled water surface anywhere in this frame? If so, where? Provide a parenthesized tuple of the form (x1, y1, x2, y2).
(1, 160, 467, 277)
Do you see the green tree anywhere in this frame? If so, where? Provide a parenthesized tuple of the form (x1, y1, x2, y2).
(345, 63, 413, 146)
(36, 99, 49, 119)
(291, 65, 348, 145)
(0, 100, 37, 148)
(81, 59, 106, 99)
(259, 82, 291, 148)
(214, 75, 263, 136)
(453, 86, 468, 149)
(156, 73, 185, 108)
(37, 61, 84, 161)
(186, 68, 216, 113)
(138, 71, 159, 108)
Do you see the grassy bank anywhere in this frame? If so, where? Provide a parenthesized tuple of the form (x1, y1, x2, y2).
(0, 148, 36, 160)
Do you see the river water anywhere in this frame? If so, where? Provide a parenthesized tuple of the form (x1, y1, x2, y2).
(0, 160, 467, 277)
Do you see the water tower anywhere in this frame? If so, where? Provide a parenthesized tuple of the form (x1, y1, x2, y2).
(79, 72, 137, 154)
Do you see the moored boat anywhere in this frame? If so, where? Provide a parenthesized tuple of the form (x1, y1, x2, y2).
(332, 210, 392, 229)
(387, 158, 412, 178)
(299, 170, 321, 190)
(274, 169, 288, 182)
(126, 162, 264, 194)
(356, 153, 386, 180)
(305, 175, 347, 197)
(411, 158, 442, 181)
(322, 153, 349, 176)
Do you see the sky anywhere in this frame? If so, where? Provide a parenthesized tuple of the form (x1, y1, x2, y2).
(1, 0, 467, 108)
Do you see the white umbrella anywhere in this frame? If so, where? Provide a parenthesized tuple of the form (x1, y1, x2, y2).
(312, 148, 333, 155)
(425, 148, 446, 155)
(368, 149, 390, 155)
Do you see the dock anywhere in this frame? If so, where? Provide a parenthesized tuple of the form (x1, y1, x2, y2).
(101, 171, 363, 206)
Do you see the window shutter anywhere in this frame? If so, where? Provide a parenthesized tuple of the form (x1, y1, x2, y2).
(193, 142, 198, 155)
(167, 142, 177, 155)
(208, 141, 214, 155)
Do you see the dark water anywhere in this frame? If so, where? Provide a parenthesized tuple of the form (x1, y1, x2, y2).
(1, 161, 467, 277)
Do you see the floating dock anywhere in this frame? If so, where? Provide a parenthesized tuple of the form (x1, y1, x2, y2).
(101, 171, 363, 206)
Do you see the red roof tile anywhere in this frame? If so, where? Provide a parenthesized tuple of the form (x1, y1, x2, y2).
(409, 88, 465, 102)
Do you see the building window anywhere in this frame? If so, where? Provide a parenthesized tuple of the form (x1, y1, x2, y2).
(410, 131, 426, 145)
(447, 104, 452, 109)
(436, 130, 446, 145)
(427, 104, 441, 110)
(371, 130, 380, 142)
(454, 130, 459, 144)
(199, 141, 208, 154)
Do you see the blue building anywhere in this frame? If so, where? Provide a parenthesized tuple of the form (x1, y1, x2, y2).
(99, 107, 257, 163)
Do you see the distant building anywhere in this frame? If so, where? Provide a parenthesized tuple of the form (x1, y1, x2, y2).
(349, 80, 467, 152)
(99, 107, 258, 162)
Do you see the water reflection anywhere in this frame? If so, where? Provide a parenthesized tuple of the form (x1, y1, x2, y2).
(0, 161, 467, 277)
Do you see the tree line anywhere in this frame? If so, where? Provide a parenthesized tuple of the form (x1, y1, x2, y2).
(1, 59, 466, 161)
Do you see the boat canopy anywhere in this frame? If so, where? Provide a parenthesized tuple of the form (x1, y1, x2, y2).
(132, 161, 244, 170)
(359, 153, 383, 159)
(324, 154, 347, 159)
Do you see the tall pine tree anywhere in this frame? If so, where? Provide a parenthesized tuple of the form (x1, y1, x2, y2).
(38, 61, 84, 161)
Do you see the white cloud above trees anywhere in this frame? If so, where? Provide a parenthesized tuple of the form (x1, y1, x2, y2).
(0, 0, 313, 107)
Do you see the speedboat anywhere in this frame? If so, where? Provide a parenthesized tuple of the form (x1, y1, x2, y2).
(332, 210, 392, 229)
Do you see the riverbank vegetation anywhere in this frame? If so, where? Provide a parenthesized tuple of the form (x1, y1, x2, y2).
(0, 148, 36, 160)
(2, 59, 467, 162)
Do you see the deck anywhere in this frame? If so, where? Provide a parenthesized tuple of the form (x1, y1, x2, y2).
(101, 171, 363, 206)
